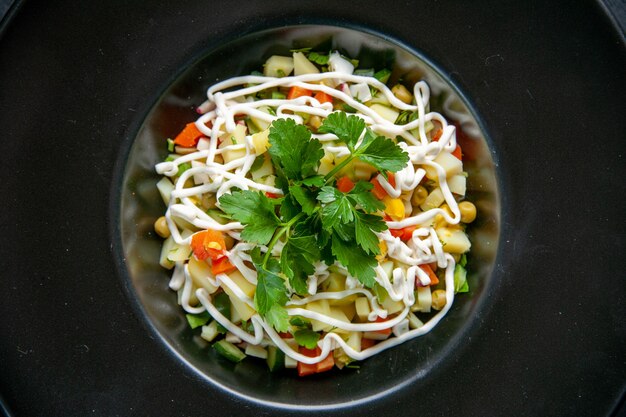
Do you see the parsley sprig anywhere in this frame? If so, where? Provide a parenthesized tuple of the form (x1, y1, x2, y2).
(219, 112, 408, 330)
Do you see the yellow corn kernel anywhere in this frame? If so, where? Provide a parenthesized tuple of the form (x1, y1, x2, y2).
(376, 240, 388, 262)
(154, 216, 170, 238)
(383, 196, 405, 220)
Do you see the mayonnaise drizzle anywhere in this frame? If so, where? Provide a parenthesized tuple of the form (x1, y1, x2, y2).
(157, 59, 469, 364)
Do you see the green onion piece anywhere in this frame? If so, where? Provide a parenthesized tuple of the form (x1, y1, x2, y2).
(177, 162, 192, 176)
(374, 68, 392, 84)
(308, 51, 330, 65)
(272, 91, 286, 100)
(166, 138, 175, 152)
(186, 311, 211, 329)
(354, 68, 374, 77)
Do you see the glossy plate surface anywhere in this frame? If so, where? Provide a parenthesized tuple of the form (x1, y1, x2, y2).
(1, 1, 624, 416)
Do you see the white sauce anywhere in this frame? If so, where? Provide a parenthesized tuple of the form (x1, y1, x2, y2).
(156, 63, 468, 365)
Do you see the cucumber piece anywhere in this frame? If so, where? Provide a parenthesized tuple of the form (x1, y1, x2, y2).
(213, 292, 231, 333)
(266, 345, 285, 372)
(213, 340, 246, 363)
(206, 209, 229, 225)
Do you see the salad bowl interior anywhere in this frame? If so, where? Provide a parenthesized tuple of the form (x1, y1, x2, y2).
(116, 24, 500, 408)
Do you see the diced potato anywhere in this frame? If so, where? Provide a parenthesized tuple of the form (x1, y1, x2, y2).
(425, 152, 463, 179)
(328, 307, 351, 335)
(369, 103, 400, 123)
(328, 294, 357, 306)
(413, 287, 432, 313)
(245, 344, 268, 359)
(420, 187, 445, 211)
(166, 240, 191, 263)
(448, 174, 467, 196)
(381, 296, 404, 315)
(318, 152, 335, 175)
(355, 297, 371, 321)
(392, 84, 413, 104)
(251, 129, 270, 155)
(353, 159, 377, 181)
(224, 292, 255, 321)
(307, 299, 332, 332)
(225, 270, 256, 298)
(347, 331, 362, 352)
(229, 300, 242, 324)
(293, 51, 320, 75)
(188, 257, 219, 294)
(407, 312, 424, 329)
(381, 261, 394, 278)
(156, 177, 174, 205)
(250, 106, 273, 131)
(219, 124, 247, 163)
(325, 272, 345, 292)
(339, 303, 356, 321)
(263, 55, 294, 77)
(256, 175, 276, 187)
(436, 227, 471, 253)
(159, 235, 177, 269)
(200, 321, 220, 342)
(251, 155, 274, 180)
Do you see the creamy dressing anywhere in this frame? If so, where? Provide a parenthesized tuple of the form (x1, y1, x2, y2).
(157, 62, 466, 364)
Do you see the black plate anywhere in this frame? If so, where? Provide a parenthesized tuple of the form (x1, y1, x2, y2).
(1, 1, 624, 416)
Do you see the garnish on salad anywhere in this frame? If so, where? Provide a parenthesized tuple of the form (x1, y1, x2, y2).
(154, 49, 476, 375)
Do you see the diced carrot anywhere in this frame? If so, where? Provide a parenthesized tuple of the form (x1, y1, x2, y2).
(287, 86, 312, 100)
(316, 352, 335, 373)
(432, 129, 443, 142)
(297, 346, 319, 377)
(389, 225, 416, 241)
(418, 264, 439, 287)
(191, 230, 226, 261)
(278, 332, 293, 338)
(265, 192, 281, 199)
(361, 338, 376, 350)
(452, 144, 463, 160)
(211, 256, 237, 275)
(314, 91, 333, 104)
(173, 122, 204, 147)
(370, 172, 395, 200)
(336, 176, 355, 193)
(373, 317, 392, 336)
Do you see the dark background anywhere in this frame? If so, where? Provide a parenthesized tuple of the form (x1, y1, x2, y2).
(1, 1, 624, 416)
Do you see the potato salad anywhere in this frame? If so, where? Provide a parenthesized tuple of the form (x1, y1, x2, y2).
(154, 49, 476, 375)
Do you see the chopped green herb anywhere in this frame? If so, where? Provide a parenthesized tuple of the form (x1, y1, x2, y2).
(308, 51, 330, 65)
(167, 138, 175, 152)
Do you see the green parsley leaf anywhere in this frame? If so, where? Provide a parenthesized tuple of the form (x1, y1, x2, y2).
(318, 112, 366, 152)
(346, 181, 385, 213)
(356, 135, 409, 173)
(331, 233, 377, 287)
(254, 264, 289, 316)
(294, 329, 321, 349)
(289, 316, 311, 328)
(279, 193, 300, 222)
(280, 235, 319, 295)
(219, 190, 281, 245)
(265, 304, 290, 332)
(354, 211, 386, 254)
(250, 154, 266, 172)
(318, 186, 354, 230)
(268, 118, 324, 180)
(289, 185, 318, 215)
(300, 175, 325, 187)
